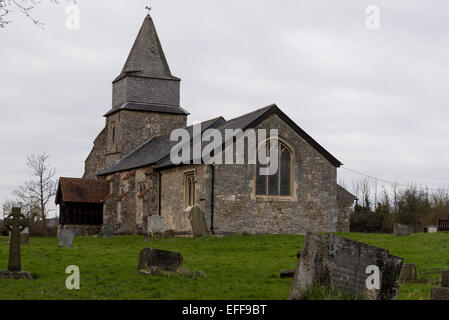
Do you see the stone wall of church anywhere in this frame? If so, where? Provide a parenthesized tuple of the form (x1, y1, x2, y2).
(103, 167, 159, 235)
(212, 113, 339, 235)
(336, 185, 356, 232)
(83, 127, 107, 179)
(159, 164, 211, 233)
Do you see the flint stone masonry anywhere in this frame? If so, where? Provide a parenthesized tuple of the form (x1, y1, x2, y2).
(138, 248, 183, 272)
(289, 233, 403, 300)
(400, 264, 417, 282)
(393, 223, 413, 236)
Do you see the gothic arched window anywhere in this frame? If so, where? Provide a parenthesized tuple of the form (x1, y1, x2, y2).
(184, 172, 195, 209)
(256, 141, 292, 196)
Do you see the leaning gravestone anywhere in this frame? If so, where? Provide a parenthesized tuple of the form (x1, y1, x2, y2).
(148, 215, 164, 236)
(103, 225, 115, 239)
(188, 206, 209, 236)
(0, 207, 32, 279)
(58, 229, 74, 248)
(289, 233, 403, 300)
(138, 248, 183, 272)
(393, 223, 413, 236)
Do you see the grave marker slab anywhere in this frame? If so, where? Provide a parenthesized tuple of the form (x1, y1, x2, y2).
(138, 248, 183, 272)
(289, 233, 403, 300)
(103, 225, 115, 239)
(188, 206, 209, 236)
(58, 229, 74, 248)
(393, 223, 413, 236)
(148, 215, 164, 235)
(400, 264, 417, 282)
(442, 270, 449, 288)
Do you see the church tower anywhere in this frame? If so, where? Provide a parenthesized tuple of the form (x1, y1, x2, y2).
(83, 14, 189, 179)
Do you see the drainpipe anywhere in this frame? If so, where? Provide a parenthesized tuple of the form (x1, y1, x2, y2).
(158, 171, 162, 216)
(210, 164, 215, 235)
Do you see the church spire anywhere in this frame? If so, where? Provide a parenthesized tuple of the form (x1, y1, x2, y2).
(113, 14, 178, 83)
(111, 14, 181, 108)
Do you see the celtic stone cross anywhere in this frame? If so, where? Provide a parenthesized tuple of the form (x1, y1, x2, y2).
(4, 207, 28, 272)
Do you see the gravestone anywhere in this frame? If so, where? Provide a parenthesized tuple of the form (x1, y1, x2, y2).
(289, 233, 403, 300)
(424, 226, 438, 233)
(280, 270, 295, 278)
(21, 228, 30, 245)
(103, 225, 115, 239)
(58, 229, 74, 248)
(400, 264, 417, 282)
(188, 206, 209, 236)
(442, 270, 449, 287)
(393, 223, 413, 236)
(148, 215, 164, 235)
(430, 270, 449, 300)
(8, 227, 30, 245)
(138, 248, 183, 272)
(0, 208, 32, 279)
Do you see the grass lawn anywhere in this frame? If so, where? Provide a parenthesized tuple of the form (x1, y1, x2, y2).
(0, 232, 448, 300)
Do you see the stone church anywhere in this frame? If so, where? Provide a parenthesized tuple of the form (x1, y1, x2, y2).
(55, 14, 356, 236)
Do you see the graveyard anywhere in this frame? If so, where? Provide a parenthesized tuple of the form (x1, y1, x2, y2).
(0, 231, 448, 300)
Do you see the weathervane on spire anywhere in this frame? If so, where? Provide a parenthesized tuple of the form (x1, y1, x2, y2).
(145, 5, 152, 16)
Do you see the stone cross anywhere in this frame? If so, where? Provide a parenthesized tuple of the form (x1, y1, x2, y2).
(4, 207, 28, 272)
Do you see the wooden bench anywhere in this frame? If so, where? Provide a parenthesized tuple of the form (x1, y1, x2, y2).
(438, 220, 449, 231)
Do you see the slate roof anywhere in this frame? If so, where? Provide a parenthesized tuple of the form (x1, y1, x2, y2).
(55, 178, 109, 204)
(113, 15, 179, 83)
(98, 104, 342, 176)
(98, 117, 225, 175)
(103, 102, 189, 117)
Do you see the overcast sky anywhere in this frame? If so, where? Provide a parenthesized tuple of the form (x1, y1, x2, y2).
(1, 0, 449, 216)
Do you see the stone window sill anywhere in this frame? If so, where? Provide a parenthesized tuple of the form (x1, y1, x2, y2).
(255, 195, 296, 202)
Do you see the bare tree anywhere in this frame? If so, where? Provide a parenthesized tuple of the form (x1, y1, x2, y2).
(0, 0, 76, 28)
(2, 198, 40, 225)
(13, 153, 57, 224)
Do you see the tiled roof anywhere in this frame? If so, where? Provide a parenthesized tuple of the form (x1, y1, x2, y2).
(55, 178, 109, 204)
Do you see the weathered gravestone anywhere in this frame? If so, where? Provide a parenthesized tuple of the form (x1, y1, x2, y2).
(188, 206, 209, 236)
(289, 233, 403, 300)
(442, 270, 449, 287)
(58, 229, 74, 248)
(0, 207, 32, 279)
(431, 271, 449, 300)
(400, 263, 417, 282)
(393, 223, 413, 236)
(138, 248, 183, 272)
(103, 225, 115, 239)
(424, 226, 438, 233)
(148, 215, 164, 236)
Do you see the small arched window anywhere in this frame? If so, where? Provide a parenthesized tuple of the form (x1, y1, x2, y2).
(184, 172, 195, 208)
(256, 141, 292, 196)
